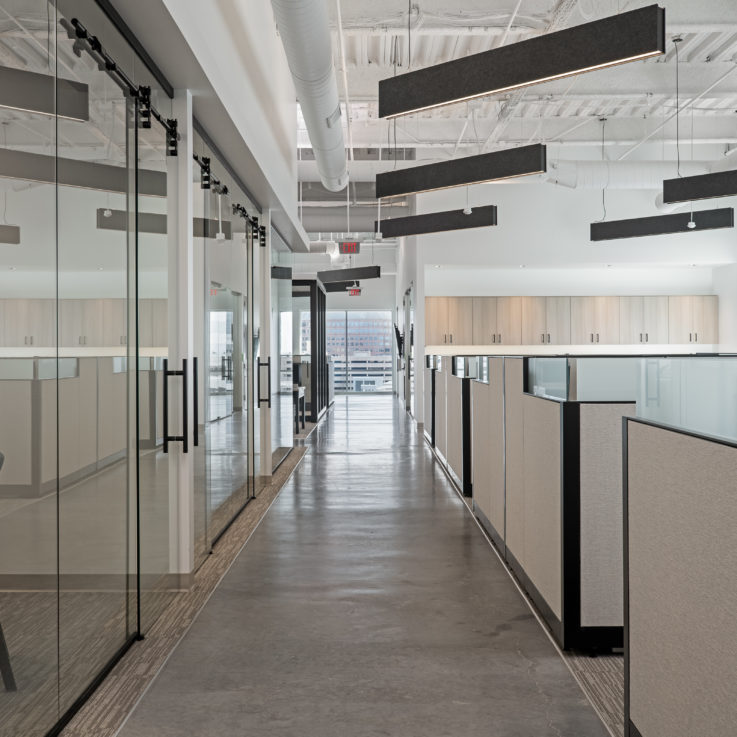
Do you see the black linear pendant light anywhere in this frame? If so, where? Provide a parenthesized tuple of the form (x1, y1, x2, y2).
(376, 144, 546, 199)
(590, 208, 734, 241)
(663, 169, 737, 204)
(0, 224, 20, 244)
(379, 5, 665, 119)
(317, 266, 380, 283)
(376, 205, 497, 238)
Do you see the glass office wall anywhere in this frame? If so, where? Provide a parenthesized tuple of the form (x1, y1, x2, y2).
(192, 127, 256, 554)
(0, 2, 176, 733)
(270, 228, 293, 469)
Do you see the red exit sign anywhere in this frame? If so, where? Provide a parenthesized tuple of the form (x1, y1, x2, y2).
(349, 288, 361, 296)
(339, 241, 361, 255)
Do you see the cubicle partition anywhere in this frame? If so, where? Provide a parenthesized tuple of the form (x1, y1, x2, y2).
(471, 357, 505, 551)
(446, 357, 474, 496)
(434, 357, 448, 465)
(423, 355, 436, 446)
(624, 417, 737, 737)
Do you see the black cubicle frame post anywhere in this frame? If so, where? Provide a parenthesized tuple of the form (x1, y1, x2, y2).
(293, 279, 328, 423)
(461, 377, 472, 496)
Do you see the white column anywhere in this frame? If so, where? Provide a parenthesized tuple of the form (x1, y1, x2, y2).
(171, 89, 195, 576)
(259, 210, 273, 478)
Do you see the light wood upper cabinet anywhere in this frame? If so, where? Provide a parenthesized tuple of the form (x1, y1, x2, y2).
(521, 297, 547, 345)
(472, 297, 497, 345)
(60, 299, 104, 347)
(102, 299, 128, 347)
(1, 299, 55, 347)
(497, 297, 522, 344)
(571, 297, 620, 345)
(447, 297, 473, 346)
(546, 297, 571, 345)
(621, 296, 669, 344)
(669, 296, 718, 344)
(425, 297, 448, 346)
(693, 296, 718, 344)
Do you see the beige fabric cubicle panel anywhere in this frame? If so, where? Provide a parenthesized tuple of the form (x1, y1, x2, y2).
(579, 402, 634, 627)
(435, 361, 448, 460)
(522, 395, 562, 620)
(504, 358, 525, 563)
(446, 373, 464, 481)
(471, 358, 505, 537)
(627, 421, 737, 737)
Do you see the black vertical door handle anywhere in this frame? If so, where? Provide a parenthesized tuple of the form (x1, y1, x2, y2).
(193, 357, 199, 447)
(163, 358, 188, 453)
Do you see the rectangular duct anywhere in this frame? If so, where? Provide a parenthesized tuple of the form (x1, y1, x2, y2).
(377, 205, 497, 238)
(590, 208, 734, 241)
(379, 5, 665, 118)
(663, 170, 737, 204)
(317, 266, 380, 283)
(0, 224, 21, 244)
(0, 148, 166, 196)
(376, 144, 546, 199)
(0, 65, 89, 121)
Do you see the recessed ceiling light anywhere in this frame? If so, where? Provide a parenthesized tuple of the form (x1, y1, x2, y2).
(434, 264, 440, 269)
(97, 266, 104, 271)
(9, 266, 16, 271)
(519, 264, 526, 269)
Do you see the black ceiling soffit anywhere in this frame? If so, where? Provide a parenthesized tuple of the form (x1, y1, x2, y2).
(324, 281, 360, 293)
(376, 144, 546, 199)
(379, 5, 665, 119)
(377, 205, 498, 238)
(590, 207, 734, 241)
(317, 266, 381, 283)
(663, 169, 737, 204)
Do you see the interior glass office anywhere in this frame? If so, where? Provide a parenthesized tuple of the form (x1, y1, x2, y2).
(192, 125, 258, 558)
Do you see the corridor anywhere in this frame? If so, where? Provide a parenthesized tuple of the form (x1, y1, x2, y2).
(118, 395, 608, 737)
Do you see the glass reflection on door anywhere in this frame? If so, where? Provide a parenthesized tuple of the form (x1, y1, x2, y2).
(208, 292, 234, 422)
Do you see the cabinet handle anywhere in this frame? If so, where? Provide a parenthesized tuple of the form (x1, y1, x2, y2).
(596, 333, 600, 343)
(541, 333, 545, 344)
(30, 336, 33, 345)
(492, 334, 496, 344)
(695, 332, 698, 343)
(639, 333, 643, 343)
(547, 333, 550, 343)
(689, 333, 692, 343)
(590, 333, 594, 343)
(646, 333, 649, 343)
(498, 333, 502, 343)
(24, 336, 27, 345)
(450, 334, 453, 344)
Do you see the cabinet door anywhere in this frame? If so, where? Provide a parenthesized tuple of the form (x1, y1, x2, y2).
(81, 300, 104, 347)
(619, 297, 644, 344)
(496, 297, 522, 344)
(152, 299, 168, 348)
(472, 297, 497, 345)
(103, 299, 128, 347)
(668, 296, 693, 344)
(139, 299, 155, 348)
(60, 300, 84, 347)
(447, 297, 473, 346)
(545, 297, 571, 345)
(521, 297, 547, 345)
(642, 296, 669, 344)
(570, 297, 596, 344)
(693, 295, 718, 344)
(594, 296, 620, 344)
(424, 297, 449, 346)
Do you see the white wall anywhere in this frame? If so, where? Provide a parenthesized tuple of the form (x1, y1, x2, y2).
(713, 264, 737, 352)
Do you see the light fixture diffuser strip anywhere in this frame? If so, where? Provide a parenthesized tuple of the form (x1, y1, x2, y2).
(663, 169, 737, 204)
(317, 266, 380, 283)
(590, 207, 734, 241)
(0, 148, 166, 197)
(376, 144, 546, 200)
(0, 224, 20, 244)
(0, 65, 89, 122)
(379, 4, 665, 119)
(377, 205, 497, 238)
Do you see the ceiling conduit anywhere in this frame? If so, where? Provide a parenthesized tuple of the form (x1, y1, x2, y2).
(272, 0, 348, 192)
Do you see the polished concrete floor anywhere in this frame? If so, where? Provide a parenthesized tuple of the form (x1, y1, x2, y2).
(118, 395, 609, 737)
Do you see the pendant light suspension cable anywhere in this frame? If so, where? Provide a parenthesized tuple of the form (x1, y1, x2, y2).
(598, 118, 608, 222)
(674, 36, 683, 177)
